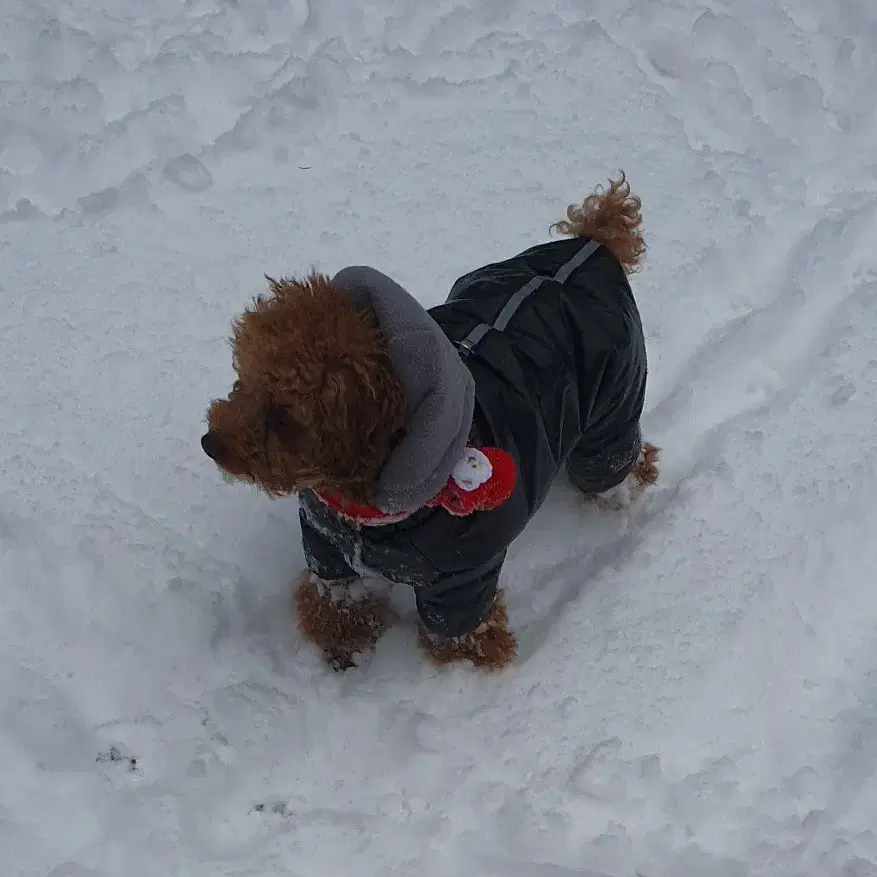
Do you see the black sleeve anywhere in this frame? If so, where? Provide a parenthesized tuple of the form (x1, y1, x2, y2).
(565, 421, 642, 493)
(299, 507, 356, 583)
(588, 336, 647, 440)
(566, 335, 646, 492)
(415, 553, 505, 638)
(407, 489, 528, 638)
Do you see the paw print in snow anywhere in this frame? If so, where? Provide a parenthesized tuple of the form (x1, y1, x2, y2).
(96, 746, 138, 772)
(251, 800, 290, 817)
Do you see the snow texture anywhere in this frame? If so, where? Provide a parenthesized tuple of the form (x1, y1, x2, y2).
(2, 0, 877, 875)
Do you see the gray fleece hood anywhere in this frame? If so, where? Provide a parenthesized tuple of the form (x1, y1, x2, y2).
(331, 265, 476, 516)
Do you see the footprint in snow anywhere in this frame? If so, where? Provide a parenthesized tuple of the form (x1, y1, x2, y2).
(95, 745, 139, 773)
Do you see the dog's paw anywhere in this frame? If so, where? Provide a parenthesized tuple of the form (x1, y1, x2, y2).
(583, 442, 661, 510)
(633, 442, 660, 487)
(419, 591, 517, 671)
(293, 571, 397, 671)
(594, 478, 635, 510)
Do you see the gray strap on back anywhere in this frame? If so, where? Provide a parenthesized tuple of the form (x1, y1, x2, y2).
(456, 239, 600, 357)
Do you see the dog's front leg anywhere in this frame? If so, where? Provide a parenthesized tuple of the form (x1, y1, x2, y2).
(294, 571, 396, 670)
(418, 590, 517, 671)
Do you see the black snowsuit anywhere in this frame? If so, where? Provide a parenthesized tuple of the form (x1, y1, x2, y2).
(298, 238, 647, 637)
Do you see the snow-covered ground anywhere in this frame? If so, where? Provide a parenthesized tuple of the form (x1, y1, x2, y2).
(3, 0, 877, 874)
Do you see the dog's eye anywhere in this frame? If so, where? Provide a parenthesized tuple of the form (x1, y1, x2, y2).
(265, 404, 287, 428)
(265, 405, 300, 448)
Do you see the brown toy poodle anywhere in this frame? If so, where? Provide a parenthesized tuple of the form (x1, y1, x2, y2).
(202, 172, 658, 671)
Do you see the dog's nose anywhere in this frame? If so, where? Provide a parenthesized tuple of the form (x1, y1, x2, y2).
(201, 432, 219, 460)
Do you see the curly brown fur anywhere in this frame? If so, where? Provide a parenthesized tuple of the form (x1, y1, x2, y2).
(633, 442, 661, 486)
(202, 272, 407, 501)
(552, 171, 645, 274)
(294, 571, 397, 670)
(418, 591, 517, 671)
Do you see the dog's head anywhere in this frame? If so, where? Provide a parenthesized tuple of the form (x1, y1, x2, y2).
(201, 273, 407, 501)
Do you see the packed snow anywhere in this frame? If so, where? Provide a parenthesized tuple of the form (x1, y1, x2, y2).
(2, 0, 877, 874)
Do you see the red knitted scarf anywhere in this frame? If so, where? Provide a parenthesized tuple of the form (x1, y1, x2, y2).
(315, 446, 516, 525)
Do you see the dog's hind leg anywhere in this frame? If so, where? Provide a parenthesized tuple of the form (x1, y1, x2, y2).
(568, 422, 661, 509)
(633, 442, 660, 487)
(582, 442, 661, 510)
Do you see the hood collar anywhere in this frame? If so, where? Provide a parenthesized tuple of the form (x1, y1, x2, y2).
(331, 265, 476, 516)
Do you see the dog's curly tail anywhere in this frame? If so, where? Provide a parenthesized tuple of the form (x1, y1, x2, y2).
(551, 171, 645, 275)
